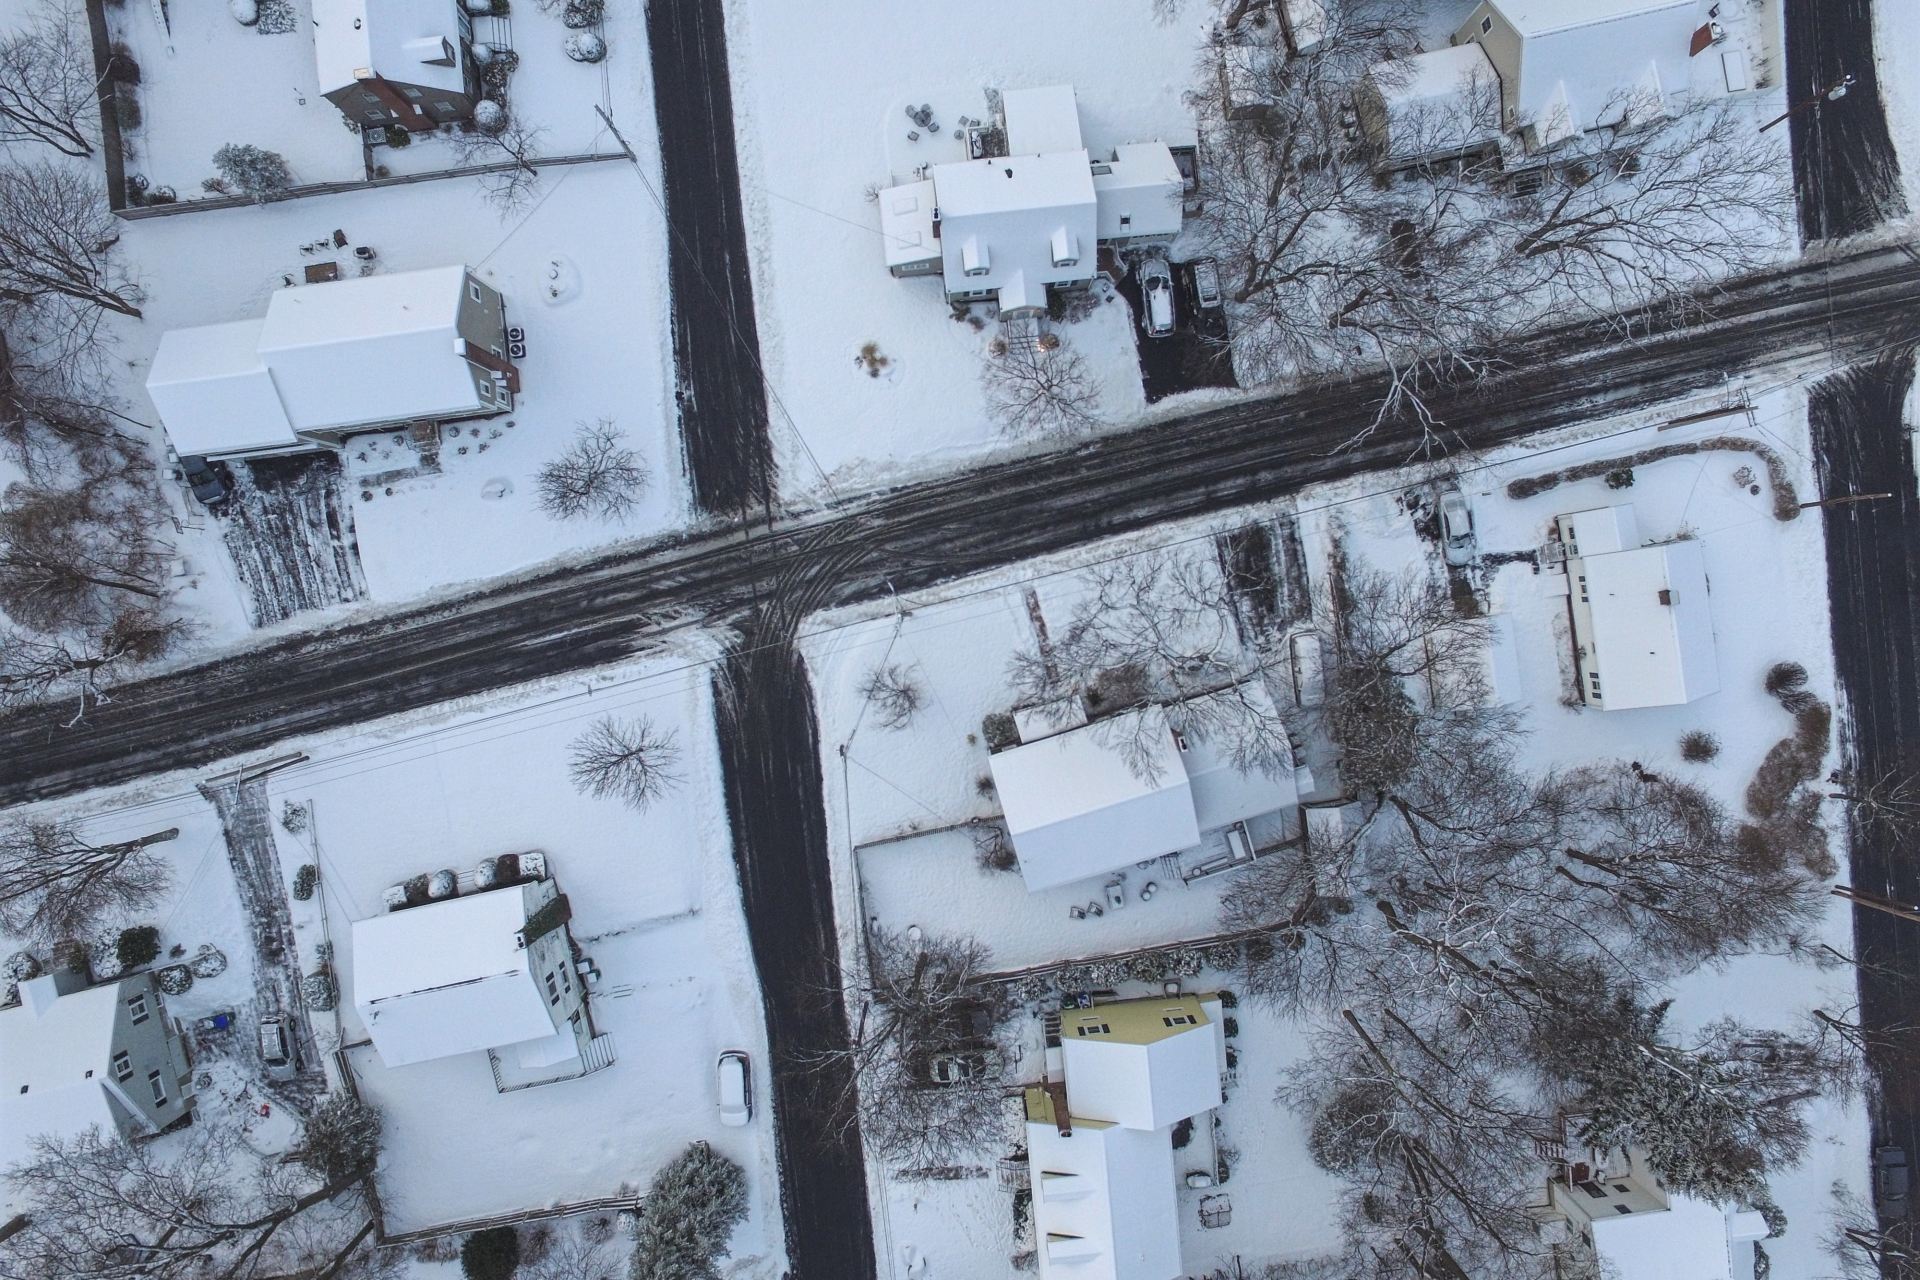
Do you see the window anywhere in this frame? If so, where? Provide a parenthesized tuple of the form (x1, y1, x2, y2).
(402, 86, 423, 101)
(569, 1010, 583, 1031)
(560, 966, 573, 993)
(1073, 1022, 1111, 1037)
(477, 381, 494, 402)
(127, 993, 149, 1025)
(16, 1085, 24, 1095)
(1613, 1184, 1631, 1194)
(1162, 1014, 1198, 1027)
(1119, 214, 1132, 228)
(148, 1070, 167, 1106)
(85, 1069, 94, 1079)
(113, 1051, 132, 1082)
(469, 281, 484, 303)
(1613, 1205, 1634, 1215)
(434, 101, 455, 113)
(546, 973, 561, 1004)
(1481, 15, 1493, 33)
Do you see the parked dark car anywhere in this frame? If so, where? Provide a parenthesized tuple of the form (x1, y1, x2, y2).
(1876, 1146, 1910, 1213)
(179, 455, 232, 506)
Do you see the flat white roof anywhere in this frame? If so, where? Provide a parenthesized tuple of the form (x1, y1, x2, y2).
(255, 265, 485, 433)
(1003, 85, 1085, 156)
(991, 709, 1200, 892)
(352, 883, 559, 1067)
(1092, 143, 1183, 240)
(145, 318, 299, 456)
(1492, 0, 1694, 36)
(1557, 504, 1640, 557)
(1591, 1192, 1758, 1280)
(1026, 1120, 1182, 1280)
(312, 0, 466, 97)
(1577, 540, 1719, 710)
(878, 178, 940, 269)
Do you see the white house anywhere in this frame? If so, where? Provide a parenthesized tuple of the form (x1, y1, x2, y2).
(1556, 505, 1719, 710)
(352, 877, 605, 1086)
(878, 85, 1184, 317)
(312, 0, 480, 132)
(1451, 0, 1698, 149)
(0, 970, 196, 1209)
(989, 702, 1300, 892)
(1356, 43, 1504, 168)
(1025, 994, 1226, 1279)
(146, 266, 516, 460)
(1542, 1143, 1767, 1279)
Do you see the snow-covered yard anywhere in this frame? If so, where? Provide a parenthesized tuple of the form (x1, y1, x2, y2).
(723, 0, 1218, 497)
(116, 156, 678, 625)
(246, 644, 781, 1259)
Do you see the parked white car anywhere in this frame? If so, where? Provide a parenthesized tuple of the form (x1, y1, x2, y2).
(1140, 259, 1176, 337)
(259, 1015, 298, 1082)
(717, 1050, 752, 1126)
(1438, 490, 1475, 566)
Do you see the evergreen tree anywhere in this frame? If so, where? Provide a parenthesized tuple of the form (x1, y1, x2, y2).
(629, 1143, 747, 1280)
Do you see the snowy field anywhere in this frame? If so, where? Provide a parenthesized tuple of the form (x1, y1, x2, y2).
(249, 643, 781, 1258)
(722, 0, 1215, 496)
(1876, 0, 1920, 212)
(808, 375, 1871, 1276)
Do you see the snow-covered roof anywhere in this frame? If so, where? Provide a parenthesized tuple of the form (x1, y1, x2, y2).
(256, 265, 483, 432)
(990, 708, 1201, 892)
(1364, 44, 1503, 158)
(352, 882, 562, 1067)
(1003, 85, 1084, 156)
(878, 179, 940, 270)
(1091, 143, 1184, 240)
(1183, 705, 1298, 831)
(0, 976, 134, 1181)
(1025, 1116, 1183, 1280)
(1575, 539, 1719, 710)
(312, 0, 467, 98)
(145, 319, 300, 456)
(1590, 1192, 1767, 1280)
(1471, 0, 1695, 139)
(1556, 504, 1641, 557)
(1060, 996, 1224, 1131)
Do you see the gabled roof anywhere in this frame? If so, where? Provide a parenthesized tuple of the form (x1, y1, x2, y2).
(1060, 996, 1224, 1131)
(990, 708, 1200, 892)
(1486, 0, 1695, 138)
(1364, 44, 1504, 158)
(312, 0, 467, 97)
(145, 319, 299, 456)
(256, 265, 478, 432)
(0, 976, 137, 1179)
(1494, 0, 1694, 35)
(1591, 1192, 1767, 1280)
(1577, 539, 1719, 709)
(1025, 1117, 1182, 1280)
(352, 882, 561, 1067)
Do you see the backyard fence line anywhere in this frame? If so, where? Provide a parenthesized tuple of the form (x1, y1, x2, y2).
(852, 814, 1001, 854)
(82, 0, 128, 211)
(972, 924, 1262, 989)
(111, 152, 628, 221)
(375, 1192, 640, 1248)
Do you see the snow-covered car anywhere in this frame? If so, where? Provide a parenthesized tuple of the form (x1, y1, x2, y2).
(179, 455, 232, 507)
(1438, 490, 1475, 566)
(258, 1015, 298, 1082)
(1190, 257, 1223, 310)
(717, 1050, 752, 1126)
(927, 1050, 988, 1085)
(1140, 259, 1176, 337)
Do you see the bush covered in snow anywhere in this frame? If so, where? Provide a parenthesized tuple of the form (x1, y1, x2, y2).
(4, 950, 40, 983)
(229, 0, 259, 24)
(630, 1143, 748, 1280)
(212, 143, 293, 200)
(474, 99, 507, 134)
(301, 966, 337, 1012)
(189, 943, 228, 978)
(297, 1091, 384, 1182)
(156, 964, 193, 996)
(564, 31, 606, 63)
(115, 925, 159, 972)
(292, 864, 318, 900)
(562, 0, 603, 27)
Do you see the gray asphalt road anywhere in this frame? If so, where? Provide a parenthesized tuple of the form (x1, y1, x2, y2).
(0, 245, 1915, 810)
(1784, 0, 1908, 243)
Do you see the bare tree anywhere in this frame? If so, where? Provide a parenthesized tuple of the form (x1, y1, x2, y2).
(0, 818, 175, 946)
(0, 610, 186, 722)
(1824, 1181, 1918, 1280)
(0, 160, 142, 319)
(0, 474, 172, 636)
(0, 0, 100, 158)
(857, 662, 923, 729)
(0, 1123, 385, 1280)
(567, 716, 682, 811)
(1007, 548, 1296, 780)
(980, 338, 1103, 440)
(523, 1234, 619, 1280)
(536, 418, 648, 522)
(450, 117, 548, 214)
(806, 927, 1009, 1169)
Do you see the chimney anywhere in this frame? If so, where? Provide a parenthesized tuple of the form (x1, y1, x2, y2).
(1657, 588, 1673, 606)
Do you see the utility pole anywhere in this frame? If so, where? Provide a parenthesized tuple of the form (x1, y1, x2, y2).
(1761, 73, 1856, 132)
(1833, 884, 1920, 924)
(1801, 492, 1893, 510)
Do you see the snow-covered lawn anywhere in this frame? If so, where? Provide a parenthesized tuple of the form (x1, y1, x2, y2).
(116, 157, 678, 625)
(1875, 0, 1920, 212)
(723, 0, 1216, 497)
(246, 644, 780, 1259)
